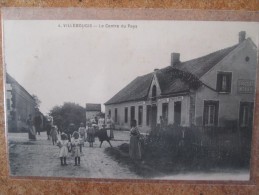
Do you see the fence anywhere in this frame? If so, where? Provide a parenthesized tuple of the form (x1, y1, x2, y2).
(143, 125, 252, 167)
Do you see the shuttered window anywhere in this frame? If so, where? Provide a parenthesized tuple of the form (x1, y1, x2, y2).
(239, 102, 254, 127)
(203, 101, 219, 126)
(124, 107, 128, 123)
(115, 108, 118, 123)
(217, 72, 232, 93)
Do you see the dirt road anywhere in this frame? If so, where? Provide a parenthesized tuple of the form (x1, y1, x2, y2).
(8, 131, 140, 179)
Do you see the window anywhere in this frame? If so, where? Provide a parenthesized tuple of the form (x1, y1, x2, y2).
(108, 109, 111, 117)
(203, 101, 219, 126)
(124, 107, 128, 123)
(239, 102, 254, 127)
(114, 108, 118, 123)
(217, 72, 232, 93)
(151, 85, 157, 101)
(130, 106, 135, 122)
(146, 105, 151, 126)
(138, 106, 143, 126)
(241, 105, 249, 127)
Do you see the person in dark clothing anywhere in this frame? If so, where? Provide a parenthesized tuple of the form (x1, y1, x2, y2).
(46, 120, 52, 140)
(27, 114, 36, 140)
(95, 124, 112, 148)
(34, 114, 42, 135)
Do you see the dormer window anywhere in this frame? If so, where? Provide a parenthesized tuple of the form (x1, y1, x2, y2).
(217, 72, 232, 93)
(151, 85, 157, 101)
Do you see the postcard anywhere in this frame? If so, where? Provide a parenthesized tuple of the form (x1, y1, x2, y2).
(2, 8, 259, 180)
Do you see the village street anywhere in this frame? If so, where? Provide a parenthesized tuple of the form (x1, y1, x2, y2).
(8, 130, 250, 180)
(8, 131, 140, 179)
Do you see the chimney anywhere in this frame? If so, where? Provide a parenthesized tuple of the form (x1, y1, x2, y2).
(171, 53, 180, 66)
(239, 31, 246, 43)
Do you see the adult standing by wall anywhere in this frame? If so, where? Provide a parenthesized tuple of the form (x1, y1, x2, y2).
(106, 114, 114, 139)
(129, 119, 142, 160)
(26, 114, 36, 140)
(34, 111, 42, 135)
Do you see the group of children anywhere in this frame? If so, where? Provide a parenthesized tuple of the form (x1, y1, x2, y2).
(51, 122, 98, 166)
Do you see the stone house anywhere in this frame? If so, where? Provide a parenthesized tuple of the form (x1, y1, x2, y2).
(5, 73, 37, 132)
(105, 31, 257, 133)
(85, 103, 102, 121)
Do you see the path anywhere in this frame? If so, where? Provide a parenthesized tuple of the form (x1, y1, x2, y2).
(8, 131, 140, 179)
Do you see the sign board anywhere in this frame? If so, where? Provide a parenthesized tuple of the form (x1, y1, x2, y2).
(238, 79, 255, 94)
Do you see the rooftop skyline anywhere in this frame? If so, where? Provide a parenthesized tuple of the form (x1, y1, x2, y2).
(3, 20, 259, 114)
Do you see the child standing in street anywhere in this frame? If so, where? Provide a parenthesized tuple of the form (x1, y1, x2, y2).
(71, 131, 81, 166)
(57, 133, 69, 166)
(87, 122, 95, 147)
(50, 125, 58, 145)
(78, 122, 86, 150)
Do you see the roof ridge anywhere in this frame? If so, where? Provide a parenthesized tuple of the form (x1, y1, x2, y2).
(181, 43, 239, 65)
(6, 72, 36, 100)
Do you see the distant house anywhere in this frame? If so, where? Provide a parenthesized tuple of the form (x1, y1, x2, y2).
(5, 73, 37, 132)
(105, 31, 257, 133)
(85, 103, 102, 121)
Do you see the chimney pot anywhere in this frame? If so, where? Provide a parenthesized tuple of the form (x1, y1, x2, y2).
(171, 53, 180, 66)
(239, 31, 246, 43)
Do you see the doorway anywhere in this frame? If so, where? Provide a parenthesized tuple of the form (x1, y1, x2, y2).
(174, 101, 181, 125)
(151, 105, 157, 130)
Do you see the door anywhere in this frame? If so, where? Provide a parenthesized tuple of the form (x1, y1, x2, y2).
(174, 101, 181, 125)
(151, 105, 157, 130)
(162, 103, 169, 125)
(130, 106, 135, 123)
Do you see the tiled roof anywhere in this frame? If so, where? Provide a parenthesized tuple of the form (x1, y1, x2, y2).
(105, 43, 239, 105)
(105, 73, 153, 105)
(174, 44, 239, 78)
(155, 66, 190, 95)
(85, 103, 101, 111)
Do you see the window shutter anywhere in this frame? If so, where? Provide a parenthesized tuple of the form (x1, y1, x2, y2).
(226, 73, 232, 92)
(216, 74, 222, 91)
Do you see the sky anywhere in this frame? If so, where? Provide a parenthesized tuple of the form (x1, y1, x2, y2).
(3, 20, 259, 114)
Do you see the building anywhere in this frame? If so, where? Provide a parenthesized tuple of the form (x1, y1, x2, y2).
(85, 103, 102, 121)
(105, 31, 257, 133)
(5, 73, 37, 132)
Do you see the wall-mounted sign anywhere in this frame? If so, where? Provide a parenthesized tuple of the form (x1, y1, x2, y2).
(170, 96, 184, 101)
(238, 79, 255, 94)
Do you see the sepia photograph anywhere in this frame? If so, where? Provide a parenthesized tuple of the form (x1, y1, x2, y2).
(3, 17, 259, 180)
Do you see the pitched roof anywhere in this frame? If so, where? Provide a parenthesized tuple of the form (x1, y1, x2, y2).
(105, 42, 240, 105)
(85, 103, 101, 111)
(6, 72, 36, 100)
(155, 66, 190, 95)
(174, 44, 239, 78)
(105, 73, 153, 105)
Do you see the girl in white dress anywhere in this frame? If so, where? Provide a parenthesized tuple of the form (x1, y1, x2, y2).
(71, 131, 81, 166)
(57, 133, 69, 166)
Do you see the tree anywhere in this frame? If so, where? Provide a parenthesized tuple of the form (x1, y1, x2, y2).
(49, 102, 86, 131)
